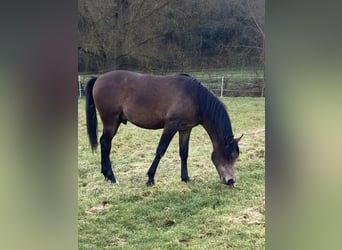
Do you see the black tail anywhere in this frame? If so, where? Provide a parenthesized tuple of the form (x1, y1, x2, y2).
(85, 77, 98, 152)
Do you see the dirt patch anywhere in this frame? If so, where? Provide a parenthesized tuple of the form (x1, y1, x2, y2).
(239, 206, 265, 225)
(107, 237, 127, 248)
(224, 206, 265, 225)
(85, 202, 112, 215)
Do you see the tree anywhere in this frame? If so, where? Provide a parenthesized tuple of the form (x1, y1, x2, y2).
(78, 0, 265, 72)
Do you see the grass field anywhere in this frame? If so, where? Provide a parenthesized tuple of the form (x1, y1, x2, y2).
(78, 97, 265, 249)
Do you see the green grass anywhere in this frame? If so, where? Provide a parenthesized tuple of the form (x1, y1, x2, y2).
(78, 97, 265, 249)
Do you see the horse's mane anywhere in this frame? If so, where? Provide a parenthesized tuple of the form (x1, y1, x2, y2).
(198, 83, 234, 141)
(180, 74, 234, 145)
(178, 73, 192, 78)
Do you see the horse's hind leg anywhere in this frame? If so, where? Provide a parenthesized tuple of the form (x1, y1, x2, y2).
(100, 122, 120, 183)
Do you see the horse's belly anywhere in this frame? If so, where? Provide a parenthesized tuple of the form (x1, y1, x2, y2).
(130, 120, 164, 130)
(122, 109, 165, 130)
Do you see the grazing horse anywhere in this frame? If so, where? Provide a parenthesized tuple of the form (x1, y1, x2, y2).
(85, 70, 243, 186)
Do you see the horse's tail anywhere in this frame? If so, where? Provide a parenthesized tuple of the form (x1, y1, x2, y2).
(85, 77, 98, 152)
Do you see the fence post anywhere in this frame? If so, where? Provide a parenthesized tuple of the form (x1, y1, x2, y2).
(78, 75, 82, 97)
(220, 76, 224, 97)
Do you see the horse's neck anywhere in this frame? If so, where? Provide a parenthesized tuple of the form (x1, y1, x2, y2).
(196, 86, 234, 150)
(201, 119, 233, 151)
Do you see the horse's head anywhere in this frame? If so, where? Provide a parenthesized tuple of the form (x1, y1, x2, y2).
(211, 134, 243, 187)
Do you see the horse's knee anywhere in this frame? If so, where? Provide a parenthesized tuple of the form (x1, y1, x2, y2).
(100, 135, 109, 145)
(156, 147, 166, 159)
(179, 147, 189, 164)
(179, 148, 188, 159)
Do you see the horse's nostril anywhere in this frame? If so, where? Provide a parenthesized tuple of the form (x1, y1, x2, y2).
(227, 179, 235, 186)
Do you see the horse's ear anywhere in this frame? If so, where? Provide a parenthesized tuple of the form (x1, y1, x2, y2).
(235, 134, 244, 143)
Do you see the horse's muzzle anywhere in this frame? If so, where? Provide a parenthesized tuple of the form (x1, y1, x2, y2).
(221, 177, 235, 186)
(221, 176, 236, 186)
(226, 179, 235, 186)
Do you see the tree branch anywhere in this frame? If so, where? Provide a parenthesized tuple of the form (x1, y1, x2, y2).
(247, 0, 265, 39)
(124, 0, 175, 25)
(137, 32, 169, 46)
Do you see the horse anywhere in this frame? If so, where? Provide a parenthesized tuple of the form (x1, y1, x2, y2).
(85, 70, 243, 186)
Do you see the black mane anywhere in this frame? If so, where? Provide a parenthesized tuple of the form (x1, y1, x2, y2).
(177, 73, 234, 146)
(178, 73, 192, 78)
(195, 79, 234, 145)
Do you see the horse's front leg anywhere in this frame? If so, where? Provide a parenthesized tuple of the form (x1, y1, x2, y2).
(146, 124, 178, 186)
(179, 129, 192, 182)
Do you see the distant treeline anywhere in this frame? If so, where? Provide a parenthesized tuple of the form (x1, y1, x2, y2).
(78, 0, 264, 73)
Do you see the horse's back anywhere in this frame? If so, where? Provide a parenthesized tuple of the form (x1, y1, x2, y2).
(93, 70, 200, 129)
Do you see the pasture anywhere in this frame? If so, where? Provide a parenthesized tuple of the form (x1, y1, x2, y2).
(78, 97, 265, 249)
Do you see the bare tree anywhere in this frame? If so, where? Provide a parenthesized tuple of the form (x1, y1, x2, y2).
(78, 0, 265, 72)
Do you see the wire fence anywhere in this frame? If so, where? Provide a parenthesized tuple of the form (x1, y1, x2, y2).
(78, 69, 264, 98)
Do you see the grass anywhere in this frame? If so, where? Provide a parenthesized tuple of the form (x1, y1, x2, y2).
(78, 97, 265, 249)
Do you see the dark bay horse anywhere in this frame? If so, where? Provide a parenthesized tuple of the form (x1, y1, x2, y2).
(85, 70, 243, 186)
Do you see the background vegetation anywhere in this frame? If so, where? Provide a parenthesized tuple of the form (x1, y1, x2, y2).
(78, 97, 265, 249)
(78, 0, 264, 72)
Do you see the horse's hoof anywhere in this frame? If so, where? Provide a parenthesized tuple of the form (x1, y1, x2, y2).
(105, 175, 117, 184)
(146, 180, 155, 186)
(181, 177, 190, 183)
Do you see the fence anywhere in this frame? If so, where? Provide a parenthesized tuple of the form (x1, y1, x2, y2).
(78, 69, 264, 97)
(78, 75, 85, 96)
(201, 75, 264, 97)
